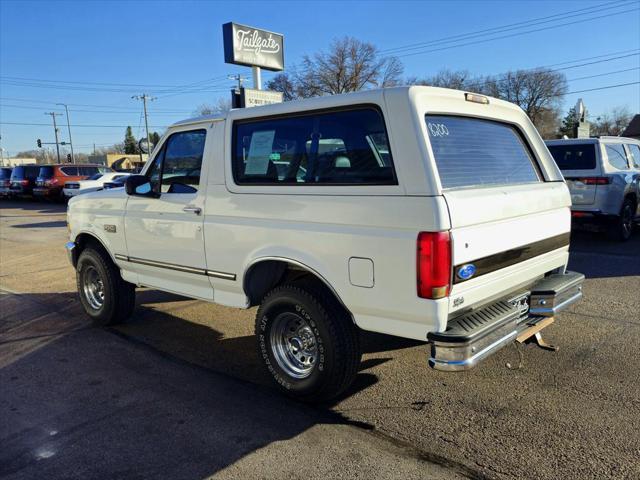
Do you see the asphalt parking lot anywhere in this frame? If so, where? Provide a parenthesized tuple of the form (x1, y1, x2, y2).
(1, 200, 639, 480)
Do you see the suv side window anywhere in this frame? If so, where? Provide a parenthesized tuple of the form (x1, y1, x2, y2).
(61, 166, 78, 175)
(144, 129, 206, 194)
(627, 144, 640, 169)
(232, 107, 396, 185)
(605, 144, 629, 170)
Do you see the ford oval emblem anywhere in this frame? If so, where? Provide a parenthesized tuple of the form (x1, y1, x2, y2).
(457, 264, 476, 280)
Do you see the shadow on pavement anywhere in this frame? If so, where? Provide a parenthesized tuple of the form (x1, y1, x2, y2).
(0, 200, 66, 216)
(568, 230, 640, 279)
(0, 324, 385, 480)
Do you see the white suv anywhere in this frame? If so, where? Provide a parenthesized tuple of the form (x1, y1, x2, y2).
(63, 172, 131, 198)
(66, 87, 584, 401)
(546, 137, 640, 241)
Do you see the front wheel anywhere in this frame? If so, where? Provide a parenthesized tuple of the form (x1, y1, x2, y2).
(255, 282, 361, 402)
(76, 246, 136, 325)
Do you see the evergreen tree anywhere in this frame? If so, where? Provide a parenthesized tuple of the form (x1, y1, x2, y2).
(124, 126, 138, 154)
(559, 107, 578, 138)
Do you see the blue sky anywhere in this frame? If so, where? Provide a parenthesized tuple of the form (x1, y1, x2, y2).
(1, 0, 639, 156)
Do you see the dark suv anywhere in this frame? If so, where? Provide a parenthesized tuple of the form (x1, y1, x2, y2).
(9, 165, 41, 198)
(0, 167, 13, 198)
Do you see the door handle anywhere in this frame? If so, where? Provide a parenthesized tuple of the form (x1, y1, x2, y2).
(183, 205, 202, 215)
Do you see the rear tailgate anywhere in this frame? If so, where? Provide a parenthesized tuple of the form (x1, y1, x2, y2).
(444, 183, 571, 314)
(424, 114, 571, 316)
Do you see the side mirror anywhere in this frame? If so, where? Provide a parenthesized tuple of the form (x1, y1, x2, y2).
(125, 175, 154, 196)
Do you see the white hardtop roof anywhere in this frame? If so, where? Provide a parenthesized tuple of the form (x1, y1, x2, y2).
(170, 86, 520, 128)
(546, 136, 639, 145)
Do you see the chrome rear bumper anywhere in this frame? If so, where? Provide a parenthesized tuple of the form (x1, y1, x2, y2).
(428, 271, 584, 371)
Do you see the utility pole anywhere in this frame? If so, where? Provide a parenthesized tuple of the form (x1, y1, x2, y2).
(228, 74, 247, 91)
(132, 94, 156, 157)
(45, 112, 62, 163)
(57, 103, 74, 163)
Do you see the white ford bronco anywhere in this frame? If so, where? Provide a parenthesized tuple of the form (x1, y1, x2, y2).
(66, 86, 584, 401)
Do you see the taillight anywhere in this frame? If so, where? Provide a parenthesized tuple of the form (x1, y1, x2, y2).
(571, 177, 610, 185)
(417, 232, 452, 299)
(21, 179, 29, 185)
(44, 178, 58, 186)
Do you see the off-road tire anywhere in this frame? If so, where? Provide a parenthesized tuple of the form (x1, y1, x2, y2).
(255, 281, 361, 403)
(76, 246, 136, 326)
(608, 198, 636, 241)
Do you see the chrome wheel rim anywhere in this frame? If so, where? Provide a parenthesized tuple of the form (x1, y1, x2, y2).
(82, 266, 105, 310)
(270, 312, 318, 379)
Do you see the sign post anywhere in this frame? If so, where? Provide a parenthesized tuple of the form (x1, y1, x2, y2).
(223, 22, 284, 98)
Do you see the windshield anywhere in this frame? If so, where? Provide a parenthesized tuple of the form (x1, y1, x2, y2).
(88, 173, 103, 181)
(426, 115, 540, 190)
(547, 144, 596, 170)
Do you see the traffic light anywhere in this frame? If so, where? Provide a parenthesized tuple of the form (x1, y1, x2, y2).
(67, 154, 72, 162)
(37, 139, 42, 148)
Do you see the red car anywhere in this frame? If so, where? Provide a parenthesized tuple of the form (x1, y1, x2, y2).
(33, 164, 111, 201)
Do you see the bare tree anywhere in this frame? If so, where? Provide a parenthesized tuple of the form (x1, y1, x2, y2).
(192, 97, 231, 116)
(590, 106, 632, 136)
(481, 69, 567, 126)
(266, 73, 299, 101)
(298, 37, 403, 96)
(407, 69, 472, 90)
(268, 37, 402, 99)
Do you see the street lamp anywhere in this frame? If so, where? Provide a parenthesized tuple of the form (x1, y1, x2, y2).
(56, 103, 75, 163)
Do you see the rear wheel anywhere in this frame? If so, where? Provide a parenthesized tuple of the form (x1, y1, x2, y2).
(76, 246, 136, 325)
(608, 198, 635, 241)
(255, 282, 361, 402)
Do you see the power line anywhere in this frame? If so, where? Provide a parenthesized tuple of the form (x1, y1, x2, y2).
(0, 103, 190, 116)
(564, 81, 640, 95)
(393, 7, 639, 59)
(457, 52, 640, 91)
(380, 0, 634, 55)
(567, 67, 640, 82)
(0, 96, 191, 113)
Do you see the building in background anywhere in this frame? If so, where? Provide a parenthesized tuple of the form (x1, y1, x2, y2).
(3, 157, 38, 167)
(622, 115, 640, 140)
(88, 153, 149, 172)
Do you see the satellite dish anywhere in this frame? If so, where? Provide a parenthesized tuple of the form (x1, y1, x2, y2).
(575, 99, 586, 123)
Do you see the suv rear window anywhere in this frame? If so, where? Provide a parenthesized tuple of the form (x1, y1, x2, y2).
(232, 107, 396, 185)
(38, 166, 54, 178)
(10, 166, 40, 180)
(426, 115, 540, 189)
(0, 168, 11, 179)
(547, 144, 596, 170)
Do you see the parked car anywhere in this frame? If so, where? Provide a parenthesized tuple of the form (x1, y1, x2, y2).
(66, 86, 584, 401)
(0, 167, 13, 198)
(546, 137, 640, 241)
(102, 175, 130, 190)
(63, 172, 131, 198)
(33, 164, 111, 201)
(9, 165, 41, 198)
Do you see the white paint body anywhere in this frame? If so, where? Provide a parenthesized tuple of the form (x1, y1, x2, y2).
(67, 86, 571, 341)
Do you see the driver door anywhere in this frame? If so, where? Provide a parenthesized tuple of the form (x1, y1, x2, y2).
(124, 127, 212, 300)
